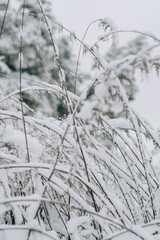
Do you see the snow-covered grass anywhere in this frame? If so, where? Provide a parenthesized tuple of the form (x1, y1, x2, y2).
(0, 0, 160, 239)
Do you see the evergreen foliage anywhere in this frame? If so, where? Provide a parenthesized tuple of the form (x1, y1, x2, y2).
(0, 0, 75, 117)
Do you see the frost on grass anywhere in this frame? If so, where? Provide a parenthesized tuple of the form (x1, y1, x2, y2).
(0, 0, 160, 239)
(99, 17, 119, 46)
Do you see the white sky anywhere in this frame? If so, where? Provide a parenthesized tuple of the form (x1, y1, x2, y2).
(52, 0, 160, 35)
(52, 0, 160, 128)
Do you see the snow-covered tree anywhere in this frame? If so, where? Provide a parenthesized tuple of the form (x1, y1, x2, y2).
(105, 35, 148, 100)
(90, 34, 153, 120)
(0, 0, 75, 117)
(0, 1, 160, 240)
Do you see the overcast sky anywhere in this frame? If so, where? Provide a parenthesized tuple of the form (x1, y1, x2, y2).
(52, 0, 160, 36)
(52, 0, 160, 128)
